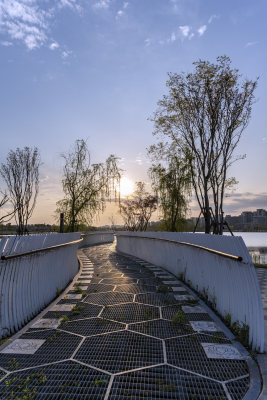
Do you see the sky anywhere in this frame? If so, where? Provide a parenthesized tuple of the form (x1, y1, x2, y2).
(0, 0, 266, 226)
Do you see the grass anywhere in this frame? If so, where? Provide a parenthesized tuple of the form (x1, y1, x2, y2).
(0, 337, 11, 347)
(171, 310, 187, 325)
(254, 262, 267, 268)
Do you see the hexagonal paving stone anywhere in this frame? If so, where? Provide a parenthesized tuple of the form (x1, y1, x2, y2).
(165, 334, 249, 381)
(43, 302, 102, 321)
(74, 331, 164, 373)
(162, 306, 213, 322)
(101, 303, 160, 323)
(0, 368, 6, 380)
(96, 273, 123, 279)
(129, 319, 193, 339)
(115, 284, 157, 294)
(226, 376, 250, 400)
(0, 361, 109, 399)
(83, 284, 115, 293)
(84, 291, 134, 306)
(100, 278, 138, 284)
(60, 318, 125, 336)
(0, 330, 81, 371)
(109, 364, 227, 399)
(135, 293, 178, 307)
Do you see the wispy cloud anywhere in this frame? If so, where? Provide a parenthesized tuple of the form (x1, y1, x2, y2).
(116, 9, 124, 19)
(245, 41, 258, 48)
(49, 41, 59, 50)
(179, 25, 194, 40)
(223, 192, 267, 215)
(208, 14, 219, 24)
(144, 38, 151, 47)
(59, 0, 82, 12)
(1, 40, 13, 46)
(0, 0, 82, 50)
(61, 49, 72, 59)
(198, 25, 207, 36)
(179, 25, 190, 37)
(0, 0, 48, 49)
(93, 0, 110, 10)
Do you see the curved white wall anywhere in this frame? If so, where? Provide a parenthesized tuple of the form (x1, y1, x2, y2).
(116, 231, 264, 352)
(80, 231, 114, 247)
(0, 233, 81, 338)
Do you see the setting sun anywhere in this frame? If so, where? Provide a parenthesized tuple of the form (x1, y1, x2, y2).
(119, 177, 135, 197)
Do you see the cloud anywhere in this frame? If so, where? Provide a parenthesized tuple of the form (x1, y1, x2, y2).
(0, 0, 82, 50)
(1, 40, 12, 46)
(116, 10, 124, 19)
(144, 38, 151, 47)
(49, 41, 59, 50)
(0, 0, 48, 49)
(61, 49, 72, 59)
(208, 14, 219, 24)
(188, 192, 267, 216)
(245, 41, 258, 48)
(223, 192, 267, 215)
(59, 0, 82, 12)
(93, 0, 110, 9)
(198, 25, 207, 36)
(123, 2, 129, 9)
(179, 25, 191, 38)
(135, 153, 144, 166)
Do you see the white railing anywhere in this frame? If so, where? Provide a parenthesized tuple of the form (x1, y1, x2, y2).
(0, 233, 82, 338)
(116, 231, 264, 352)
(80, 231, 114, 247)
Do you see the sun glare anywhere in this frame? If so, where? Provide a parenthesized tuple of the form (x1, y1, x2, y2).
(119, 177, 135, 197)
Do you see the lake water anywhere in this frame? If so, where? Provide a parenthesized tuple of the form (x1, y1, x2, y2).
(224, 232, 267, 263)
(224, 232, 267, 247)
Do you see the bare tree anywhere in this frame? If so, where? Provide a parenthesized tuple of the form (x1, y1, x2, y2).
(152, 56, 257, 234)
(148, 141, 191, 232)
(119, 182, 157, 231)
(0, 191, 15, 224)
(0, 147, 41, 235)
(56, 139, 121, 232)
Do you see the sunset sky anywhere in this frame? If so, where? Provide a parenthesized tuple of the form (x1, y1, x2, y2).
(0, 0, 266, 226)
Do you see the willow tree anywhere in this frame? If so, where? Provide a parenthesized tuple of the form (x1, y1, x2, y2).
(148, 142, 191, 232)
(57, 139, 121, 232)
(152, 56, 257, 234)
(0, 147, 41, 234)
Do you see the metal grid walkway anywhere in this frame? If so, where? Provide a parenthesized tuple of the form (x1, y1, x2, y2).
(0, 243, 256, 399)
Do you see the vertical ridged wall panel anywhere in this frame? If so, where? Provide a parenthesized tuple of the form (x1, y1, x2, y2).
(116, 232, 264, 352)
(80, 231, 114, 247)
(0, 233, 81, 338)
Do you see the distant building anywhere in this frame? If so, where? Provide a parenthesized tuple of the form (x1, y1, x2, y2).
(241, 211, 253, 225)
(225, 209, 267, 231)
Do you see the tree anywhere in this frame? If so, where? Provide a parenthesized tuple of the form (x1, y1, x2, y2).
(0, 191, 15, 224)
(119, 182, 157, 231)
(152, 56, 257, 234)
(0, 147, 41, 235)
(56, 139, 121, 232)
(148, 141, 191, 231)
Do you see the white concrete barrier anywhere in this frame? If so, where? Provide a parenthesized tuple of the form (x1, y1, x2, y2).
(116, 231, 264, 352)
(80, 231, 114, 247)
(0, 233, 81, 338)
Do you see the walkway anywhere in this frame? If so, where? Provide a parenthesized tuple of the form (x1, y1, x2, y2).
(0, 243, 256, 399)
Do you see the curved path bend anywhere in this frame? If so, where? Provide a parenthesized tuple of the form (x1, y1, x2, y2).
(0, 243, 260, 399)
